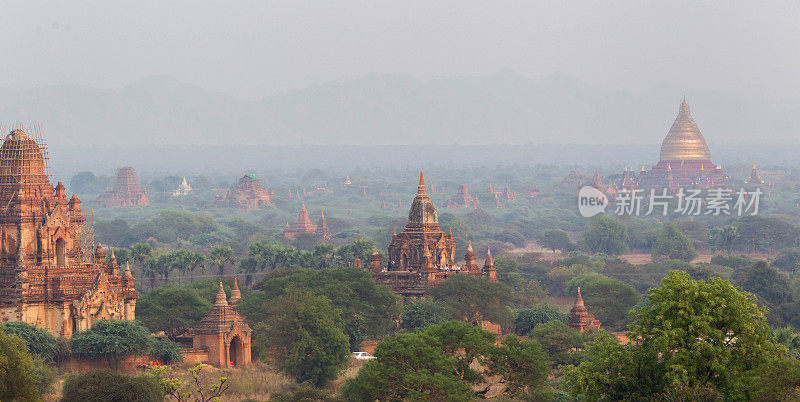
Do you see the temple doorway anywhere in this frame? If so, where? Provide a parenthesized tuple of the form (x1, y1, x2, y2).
(56, 238, 66, 266)
(229, 335, 243, 366)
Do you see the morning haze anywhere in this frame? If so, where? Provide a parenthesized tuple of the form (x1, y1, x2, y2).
(1, 1, 799, 150)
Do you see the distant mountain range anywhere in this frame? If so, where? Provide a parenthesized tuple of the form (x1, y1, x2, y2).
(0, 70, 797, 147)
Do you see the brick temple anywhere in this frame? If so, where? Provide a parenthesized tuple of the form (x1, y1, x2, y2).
(214, 174, 273, 212)
(280, 202, 331, 241)
(190, 281, 251, 367)
(568, 287, 601, 332)
(372, 172, 497, 296)
(444, 184, 478, 209)
(0, 128, 137, 337)
(95, 166, 150, 207)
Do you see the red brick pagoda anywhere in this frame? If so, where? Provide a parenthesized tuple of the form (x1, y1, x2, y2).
(95, 166, 150, 207)
(190, 281, 251, 367)
(568, 287, 601, 332)
(445, 184, 478, 209)
(0, 128, 137, 337)
(280, 202, 331, 241)
(374, 172, 497, 296)
(214, 174, 273, 212)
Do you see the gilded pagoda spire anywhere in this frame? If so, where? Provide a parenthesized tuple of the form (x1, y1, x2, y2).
(659, 98, 711, 162)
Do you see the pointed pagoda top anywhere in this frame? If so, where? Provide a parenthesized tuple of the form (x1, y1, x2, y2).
(574, 286, 585, 307)
(417, 171, 427, 196)
(467, 240, 474, 253)
(124, 261, 132, 276)
(660, 97, 711, 161)
(484, 246, 494, 267)
(229, 278, 242, 306)
(214, 282, 228, 307)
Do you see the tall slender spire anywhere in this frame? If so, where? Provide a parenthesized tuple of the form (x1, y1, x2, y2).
(417, 171, 427, 196)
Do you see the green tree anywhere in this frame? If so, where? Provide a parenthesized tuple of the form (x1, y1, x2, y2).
(428, 274, 513, 326)
(148, 337, 184, 365)
(539, 229, 573, 253)
(252, 289, 349, 387)
(1, 321, 58, 362)
(130, 242, 153, 264)
(651, 222, 698, 262)
(342, 322, 491, 401)
(0, 329, 38, 401)
(243, 267, 399, 351)
(735, 261, 793, 306)
(208, 245, 235, 276)
(582, 215, 628, 255)
(487, 334, 550, 398)
(149, 363, 228, 402)
(136, 285, 212, 339)
(62, 370, 164, 402)
(710, 224, 739, 255)
(70, 320, 152, 369)
(513, 305, 568, 336)
(565, 273, 640, 330)
(400, 298, 448, 331)
(567, 271, 778, 400)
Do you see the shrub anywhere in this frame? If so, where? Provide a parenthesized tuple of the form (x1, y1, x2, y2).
(148, 337, 184, 365)
(61, 370, 163, 402)
(1, 321, 58, 361)
(711, 254, 754, 269)
(513, 306, 568, 336)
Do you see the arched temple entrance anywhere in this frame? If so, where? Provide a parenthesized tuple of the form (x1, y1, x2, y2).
(229, 335, 244, 366)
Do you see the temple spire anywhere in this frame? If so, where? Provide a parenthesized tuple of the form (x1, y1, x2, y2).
(575, 286, 585, 307)
(214, 282, 228, 307)
(417, 171, 427, 196)
(230, 278, 242, 306)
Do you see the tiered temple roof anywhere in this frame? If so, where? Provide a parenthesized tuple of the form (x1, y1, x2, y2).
(445, 184, 478, 209)
(568, 287, 601, 332)
(191, 281, 251, 367)
(96, 166, 150, 207)
(214, 174, 273, 212)
(611, 99, 728, 193)
(374, 172, 497, 296)
(280, 202, 331, 240)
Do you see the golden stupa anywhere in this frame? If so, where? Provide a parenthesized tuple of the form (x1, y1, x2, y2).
(658, 98, 711, 161)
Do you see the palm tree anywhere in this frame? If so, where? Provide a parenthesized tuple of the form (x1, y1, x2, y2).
(209, 246, 236, 276)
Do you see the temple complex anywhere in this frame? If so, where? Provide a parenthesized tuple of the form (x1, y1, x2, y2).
(444, 184, 478, 209)
(0, 128, 137, 337)
(613, 99, 727, 192)
(95, 167, 150, 207)
(214, 174, 273, 212)
(172, 177, 192, 196)
(373, 172, 497, 296)
(568, 287, 601, 332)
(280, 202, 331, 240)
(190, 281, 251, 367)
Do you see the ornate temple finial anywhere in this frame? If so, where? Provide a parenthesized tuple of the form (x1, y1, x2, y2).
(417, 171, 427, 196)
(467, 240, 473, 253)
(575, 286, 585, 307)
(125, 261, 132, 275)
(320, 209, 325, 219)
(214, 282, 228, 307)
(230, 278, 242, 306)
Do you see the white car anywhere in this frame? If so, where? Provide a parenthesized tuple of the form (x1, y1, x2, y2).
(351, 351, 376, 360)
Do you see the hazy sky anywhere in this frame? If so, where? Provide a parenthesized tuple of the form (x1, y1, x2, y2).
(1, 1, 799, 100)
